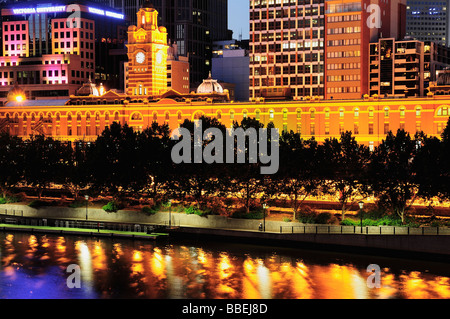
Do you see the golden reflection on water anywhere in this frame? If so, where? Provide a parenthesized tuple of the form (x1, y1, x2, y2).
(1, 233, 450, 299)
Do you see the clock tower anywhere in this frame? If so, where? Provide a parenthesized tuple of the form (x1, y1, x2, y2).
(126, 1, 169, 97)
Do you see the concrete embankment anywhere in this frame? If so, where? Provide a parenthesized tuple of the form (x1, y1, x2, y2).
(166, 227, 450, 262)
(3, 203, 450, 262)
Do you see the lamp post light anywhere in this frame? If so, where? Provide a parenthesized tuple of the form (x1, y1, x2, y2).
(85, 195, 89, 221)
(262, 204, 267, 232)
(168, 199, 172, 228)
(358, 201, 364, 234)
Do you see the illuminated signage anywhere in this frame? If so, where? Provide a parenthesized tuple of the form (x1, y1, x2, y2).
(11, 5, 124, 20)
(13, 6, 66, 14)
(88, 7, 124, 19)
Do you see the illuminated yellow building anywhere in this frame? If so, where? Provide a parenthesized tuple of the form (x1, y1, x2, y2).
(2, 92, 450, 148)
(126, 2, 168, 97)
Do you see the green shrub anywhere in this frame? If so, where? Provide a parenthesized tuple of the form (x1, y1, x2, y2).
(231, 207, 264, 219)
(341, 219, 358, 226)
(283, 217, 292, 223)
(28, 200, 47, 209)
(69, 201, 85, 208)
(0, 197, 6, 205)
(142, 206, 158, 215)
(184, 206, 209, 217)
(102, 201, 120, 213)
(315, 212, 332, 224)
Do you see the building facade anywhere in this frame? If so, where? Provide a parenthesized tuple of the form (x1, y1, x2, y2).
(92, 0, 229, 86)
(250, 0, 325, 100)
(212, 40, 250, 102)
(405, 0, 450, 47)
(1, 94, 449, 148)
(250, 0, 407, 101)
(369, 38, 450, 98)
(126, 4, 169, 97)
(0, 0, 129, 91)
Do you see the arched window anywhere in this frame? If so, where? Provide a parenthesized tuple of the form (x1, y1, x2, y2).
(283, 109, 288, 120)
(86, 112, 91, 122)
(384, 107, 390, 117)
(153, 112, 158, 122)
(368, 107, 374, 118)
(217, 111, 221, 120)
(114, 112, 119, 121)
(56, 113, 61, 122)
(165, 112, 170, 121)
(77, 113, 82, 122)
(310, 109, 315, 119)
(95, 112, 100, 121)
(131, 112, 143, 121)
(243, 110, 248, 118)
(269, 109, 274, 120)
(339, 108, 345, 118)
(67, 113, 72, 122)
(177, 111, 182, 121)
(297, 109, 302, 119)
(194, 111, 203, 120)
(416, 107, 422, 117)
(354, 108, 359, 118)
(255, 109, 261, 121)
(324, 108, 330, 119)
(230, 110, 235, 120)
(400, 107, 406, 118)
(437, 106, 449, 116)
(105, 112, 109, 121)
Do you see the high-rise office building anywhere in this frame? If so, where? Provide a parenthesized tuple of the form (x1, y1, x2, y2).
(250, 0, 325, 100)
(250, 0, 407, 100)
(405, 0, 450, 47)
(324, 0, 406, 100)
(0, 0, 129, 91)
(92, 0, 229, 86)
(369, 38, 450, 98)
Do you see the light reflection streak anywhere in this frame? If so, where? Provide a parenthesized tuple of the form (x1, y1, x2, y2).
(0, 233, 449, 299)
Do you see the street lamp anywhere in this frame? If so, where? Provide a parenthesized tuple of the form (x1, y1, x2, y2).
(85, 195, 89, 221)
(262, 204, 267, 232)
(168, 199, 172, 228)
(359, 201, 364, 234)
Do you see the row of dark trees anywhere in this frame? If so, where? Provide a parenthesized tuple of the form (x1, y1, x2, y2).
(1, 116, 450, 223)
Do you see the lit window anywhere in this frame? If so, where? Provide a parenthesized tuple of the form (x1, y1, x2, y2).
(416, 107, 421, 117)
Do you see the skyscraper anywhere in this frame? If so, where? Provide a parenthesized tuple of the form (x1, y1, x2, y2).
(250, 0, 325, 100)
(92, 0, 229, 86)
(250, 0, 407, 100)
(405, 0, 450, 47)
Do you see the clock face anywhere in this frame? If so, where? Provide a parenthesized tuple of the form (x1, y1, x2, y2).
(136, 52, 145, 64)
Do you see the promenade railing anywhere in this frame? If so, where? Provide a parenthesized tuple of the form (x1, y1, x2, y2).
(279, 225, 450, 235)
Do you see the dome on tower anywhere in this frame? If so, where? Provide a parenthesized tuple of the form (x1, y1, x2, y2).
(197, 72, 224, 94)
(76, 76, 99, 96)
(6, 82, 26, 102)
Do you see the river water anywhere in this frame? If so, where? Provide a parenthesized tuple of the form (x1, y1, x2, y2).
(0, 231, 449, 299)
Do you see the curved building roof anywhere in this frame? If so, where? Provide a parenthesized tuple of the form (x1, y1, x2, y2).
(197, 72, 224, 94)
